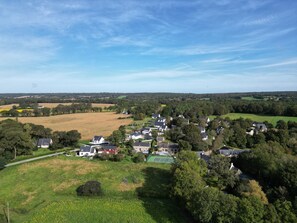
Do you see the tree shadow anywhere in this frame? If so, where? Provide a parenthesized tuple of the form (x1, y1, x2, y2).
(136, 167, 194, 223)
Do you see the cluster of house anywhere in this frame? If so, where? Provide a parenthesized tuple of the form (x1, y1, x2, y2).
(78, 136, 119, 157)
(133, 141, 179, 156)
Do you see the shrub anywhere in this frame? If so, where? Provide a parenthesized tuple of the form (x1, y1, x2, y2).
(76, 181, 103, 197)
(112, 153, 125, 162)
(133, 153, 145, 163)
(0, 157, 6, 170)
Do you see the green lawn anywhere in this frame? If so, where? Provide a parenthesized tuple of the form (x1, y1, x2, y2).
(0, 157, 189, 223)
(241, 96, 262, 101)
(126, 117, 153, 132)
(10, 147, 73, 163)
(221, 113, 297, 126)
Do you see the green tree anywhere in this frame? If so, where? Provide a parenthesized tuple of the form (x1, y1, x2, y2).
(237, 196, 265, 223)
(207, 155, 238, 190)
(274, 200, 297, 223)
(172, 151, 207, 202)
(178, 140, 192, 151)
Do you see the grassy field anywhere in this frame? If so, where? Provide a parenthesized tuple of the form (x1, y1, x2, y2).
(214, 113, 297, 126)
(241, 96, 262, 101)
(0, 157, 189, 223)
(126, 117, 153, 133)
(0, 112, 132, 140)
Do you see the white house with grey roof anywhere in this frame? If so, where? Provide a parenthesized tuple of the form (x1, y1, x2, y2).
(79, 145, 96, 157)
(90, 136, 105, 145)
(37, 138, 52, 148)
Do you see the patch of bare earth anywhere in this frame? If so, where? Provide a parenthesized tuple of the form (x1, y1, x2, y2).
(118, 182, 143, 192)
(52, 179, 81, 192)
(22, 191, 37, 205)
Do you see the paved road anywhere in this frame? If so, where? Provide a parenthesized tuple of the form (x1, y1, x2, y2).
(5, 149, 79, 167)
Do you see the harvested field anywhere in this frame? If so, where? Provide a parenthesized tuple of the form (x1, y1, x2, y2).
(0, 103, 18, 109)
(0, 112, 131, 139)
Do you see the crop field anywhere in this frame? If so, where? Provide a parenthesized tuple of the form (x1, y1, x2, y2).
(0, 112, 132, 139)
(218, 113, 297, 126)
(0, 157, 189, 223)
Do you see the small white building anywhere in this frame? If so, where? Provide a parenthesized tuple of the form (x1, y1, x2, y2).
(90, 136, 105, 145)
(79, 145, 96, 157)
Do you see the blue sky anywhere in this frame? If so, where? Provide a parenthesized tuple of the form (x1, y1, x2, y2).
(0, 0, 296, 93)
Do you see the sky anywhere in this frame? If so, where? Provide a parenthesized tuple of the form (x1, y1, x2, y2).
(0, 0, 296, 93)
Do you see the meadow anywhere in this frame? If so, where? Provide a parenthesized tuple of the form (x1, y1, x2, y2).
(0, 112, 132, 140)
(210, 113, 297, 126)
(0, 157, 189, 223)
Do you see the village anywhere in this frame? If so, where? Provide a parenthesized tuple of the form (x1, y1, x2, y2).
(35, 112, 268, 166)
(34, 113, 270, 168)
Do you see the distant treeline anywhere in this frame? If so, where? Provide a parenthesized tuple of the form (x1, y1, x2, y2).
(0, 91, 296, 105)
(0, 92, 296, 118)
(113, 100, 297, 120)
(0, 103, 104, 117)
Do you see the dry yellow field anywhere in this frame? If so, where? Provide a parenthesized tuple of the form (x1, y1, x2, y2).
(0, 103, 19, 109)
(0, 112, 131, 140)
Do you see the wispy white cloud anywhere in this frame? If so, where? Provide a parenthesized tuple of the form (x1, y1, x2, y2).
(257, 58, 297, 68)
(243, 15, 277, 26)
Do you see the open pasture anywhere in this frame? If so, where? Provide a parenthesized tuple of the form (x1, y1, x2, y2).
(0, 112, 132, 139)
(219, 113, 297, 126)
(0, 157, 188, 223)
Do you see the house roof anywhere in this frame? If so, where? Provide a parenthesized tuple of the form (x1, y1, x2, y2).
(156, 136, 165, 141)
(201, 132, 208, 138)
(80, 145, 95, 153)
(131, 132, 142, 137)
(253, 122, 267, 130)
(93, 136, 104, 141)
(101, 145, 118, 150)
(133, 142, 151, 147)
(219, 147, 251, 156)
(154, 121, 167, 128)
(158, 142, 179, 150)
(37, 138, 52, 147)
(198, 126, 205, 132)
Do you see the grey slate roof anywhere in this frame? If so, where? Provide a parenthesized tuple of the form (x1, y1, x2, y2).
(133, 142, 151, 147)
(80, 145, 95, 153)
(93, 136, 103, 141)
(101, 145, 118, 150)
(219, 147, 251, 156)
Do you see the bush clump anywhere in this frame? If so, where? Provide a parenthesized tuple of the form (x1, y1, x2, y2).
(76, 181, 103, 197)
(133, 153, 145, 163)
(0, 157, 6, 170)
